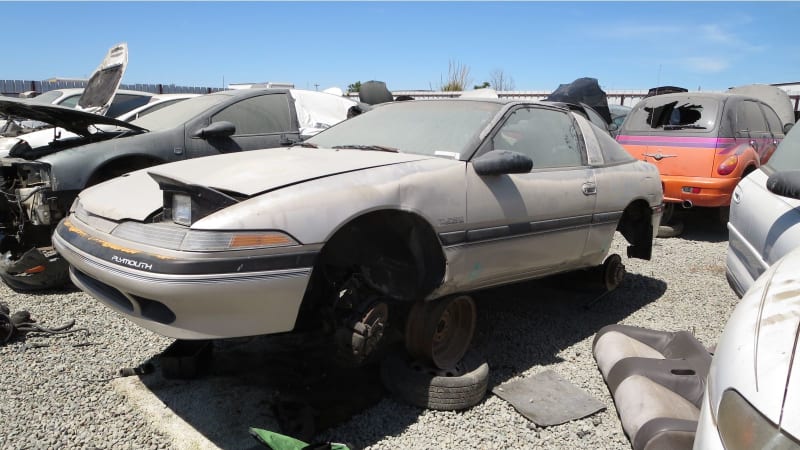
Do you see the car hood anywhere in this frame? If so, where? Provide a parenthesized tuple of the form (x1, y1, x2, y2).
(75, 43, 128, 115)
(709, 245, 800, 437)
(79, 147, 436, 222)
(0, 97, 147, 138)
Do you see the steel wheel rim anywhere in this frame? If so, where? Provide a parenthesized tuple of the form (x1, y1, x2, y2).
(430, 296, 475, 368)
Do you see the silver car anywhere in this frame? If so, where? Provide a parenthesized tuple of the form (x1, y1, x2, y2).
(53, 99, 662, 372)
(727, 124, 800, 297)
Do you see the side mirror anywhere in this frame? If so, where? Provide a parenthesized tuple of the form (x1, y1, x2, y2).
(766, 170, 800, 200)
(608, 123, 619, 132)
(784, 123, 794, 134)
(192, 121, 236, 139)
(473, 149, 533, 176)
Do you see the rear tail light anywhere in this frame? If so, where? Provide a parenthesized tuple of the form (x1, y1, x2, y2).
(717, 155, 739, 176)
(682, 187, 702, 194)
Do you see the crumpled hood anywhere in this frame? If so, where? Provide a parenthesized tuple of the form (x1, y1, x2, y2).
(79, 147, 435, 221)
(709, 246, 800, 438)
(0, 97, 147, 138)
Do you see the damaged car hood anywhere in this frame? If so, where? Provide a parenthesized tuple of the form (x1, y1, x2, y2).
(76, 42, 128, 115)
(79, 147, 436, 221)
(0, 97, 147, 138)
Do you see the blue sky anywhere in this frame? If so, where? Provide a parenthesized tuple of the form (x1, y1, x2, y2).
(3, 2, 799, 92)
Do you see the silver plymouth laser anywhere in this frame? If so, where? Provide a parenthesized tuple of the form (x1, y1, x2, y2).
(53, 99, 662, 372)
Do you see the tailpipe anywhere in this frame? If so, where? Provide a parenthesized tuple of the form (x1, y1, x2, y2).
(682, 200, 693, 209)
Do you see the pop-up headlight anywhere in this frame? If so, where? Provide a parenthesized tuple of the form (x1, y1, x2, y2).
(149, 172, 239, 226)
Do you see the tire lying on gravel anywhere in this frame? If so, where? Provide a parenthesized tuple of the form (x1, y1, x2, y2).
(380, 349, 489, 411)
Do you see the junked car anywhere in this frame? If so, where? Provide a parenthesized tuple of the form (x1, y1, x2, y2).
(694, 243, 800, 450)
(0, 42, 141, 137)
(617, 90, 792, 234)
(726, 124, 800, 297)
(0, 88, 358, 290)
(0, 93, 198, 157)
(53, 98, 663, 408)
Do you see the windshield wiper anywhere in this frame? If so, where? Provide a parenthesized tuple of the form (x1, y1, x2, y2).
(296, 142, 318, 148)
(331, 144, 399, 153)
(663, 124, 706, 130)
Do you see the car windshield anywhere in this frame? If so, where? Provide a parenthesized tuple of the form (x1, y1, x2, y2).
(131, 94, 229, 131)
(29, 90, 64, 105)
(306, 100, 502, 160)
(765, 126, 800, 171)
(625, 96, 720, 132)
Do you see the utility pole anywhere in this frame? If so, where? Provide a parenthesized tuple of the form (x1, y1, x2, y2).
(314, 83, 319, 91)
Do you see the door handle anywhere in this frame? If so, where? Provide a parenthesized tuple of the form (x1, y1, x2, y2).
(582, 182, 597, 195)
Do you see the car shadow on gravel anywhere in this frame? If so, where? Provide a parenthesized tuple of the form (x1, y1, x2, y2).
(666, 207, 729, 243)
(123, 270, 665, 450)
(470, 270, 667, 388)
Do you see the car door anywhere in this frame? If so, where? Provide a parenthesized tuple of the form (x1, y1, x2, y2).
(185, 93, 300, 158)
(758, 103, 785, 165)
(734, 100, 772, 161)
(461, 105, 597, 288)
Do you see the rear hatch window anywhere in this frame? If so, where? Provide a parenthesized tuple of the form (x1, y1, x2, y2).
(618, 96, 723, 177)
(624, 96, 721, 133)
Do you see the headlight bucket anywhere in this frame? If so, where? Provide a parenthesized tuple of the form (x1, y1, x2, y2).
(717, 389, 800, 450)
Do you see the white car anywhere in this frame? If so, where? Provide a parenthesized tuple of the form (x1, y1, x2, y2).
(694, 244, 800, 449)
(726, 124, 800, 297)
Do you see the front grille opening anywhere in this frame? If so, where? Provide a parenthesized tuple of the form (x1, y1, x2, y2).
(133, 295, 176, 324)
(71, 267, 133, 312)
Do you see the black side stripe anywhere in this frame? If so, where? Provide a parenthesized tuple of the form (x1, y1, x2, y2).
(440, 211, 623, 245)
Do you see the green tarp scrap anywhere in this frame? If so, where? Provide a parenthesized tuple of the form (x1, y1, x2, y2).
(249, 427, 351, 450)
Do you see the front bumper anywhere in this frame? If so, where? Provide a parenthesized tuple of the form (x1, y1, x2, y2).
(53, 217, 317, 340)
(0, 247, 70, 291)
(662, 175, 739, 208)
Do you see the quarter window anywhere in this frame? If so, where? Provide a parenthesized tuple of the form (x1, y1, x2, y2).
(212, 94, 291, 135)
(736, 101, 768, 135)
(492, 108, 583, 168)
(760, 104, 784, 136)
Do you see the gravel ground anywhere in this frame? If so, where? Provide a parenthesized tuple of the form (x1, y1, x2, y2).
(0, 211, 738, 450)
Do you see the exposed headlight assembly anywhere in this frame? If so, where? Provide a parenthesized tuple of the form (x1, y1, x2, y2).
(717, 389, 800, 450)
(149, 172, 238, 226)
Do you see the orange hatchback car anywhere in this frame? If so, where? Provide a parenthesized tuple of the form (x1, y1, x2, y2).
(617, 92, 791, 228)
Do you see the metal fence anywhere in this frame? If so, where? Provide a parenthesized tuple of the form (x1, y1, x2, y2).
(0, 79, 222, 97)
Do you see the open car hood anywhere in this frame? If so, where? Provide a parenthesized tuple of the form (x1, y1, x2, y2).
(76, 43, 129, 115)
(0, 97, 146, 138)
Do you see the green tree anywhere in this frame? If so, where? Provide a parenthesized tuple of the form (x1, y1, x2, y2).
(474, 81, 490, 89)
(347, 81, 362, 93)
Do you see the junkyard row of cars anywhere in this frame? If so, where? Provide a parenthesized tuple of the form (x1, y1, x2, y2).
(3, 43, 800, 449)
